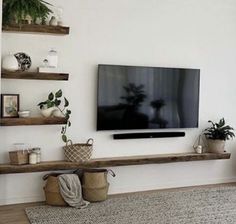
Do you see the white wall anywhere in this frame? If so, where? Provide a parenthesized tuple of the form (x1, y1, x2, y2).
(1, 0, 236, 205)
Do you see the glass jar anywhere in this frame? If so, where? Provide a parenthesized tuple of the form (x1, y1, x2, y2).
(47, 48, 58, 68)
(29, 152, 37, 165)
(32, 148, 41, 163)
(13, 143, 27, 151)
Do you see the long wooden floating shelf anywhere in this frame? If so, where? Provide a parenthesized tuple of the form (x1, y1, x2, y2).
(0, 153, 231, 174)
(1, 71, 69, 81)
(0, 117, 67, 126)
(2, 24, 70, 35)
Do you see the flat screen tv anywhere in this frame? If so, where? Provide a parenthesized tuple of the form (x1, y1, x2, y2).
(97, 64, 200, 131)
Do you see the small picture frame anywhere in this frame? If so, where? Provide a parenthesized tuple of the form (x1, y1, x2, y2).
(1, 94, 20, 118)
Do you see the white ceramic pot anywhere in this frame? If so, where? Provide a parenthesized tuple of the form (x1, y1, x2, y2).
(41, 107, 57, 118)
(2, 54, 19, 71)
(207, 139, 225, 153)
(52, 109, 65, 118)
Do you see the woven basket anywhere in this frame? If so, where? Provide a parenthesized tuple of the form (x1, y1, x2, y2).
(44, 176, 67, 206)
(82, 184, 110, 202)
(82, 169, 115, 188)
(63, 139, 93, 162)
(9, 150, 29, 165)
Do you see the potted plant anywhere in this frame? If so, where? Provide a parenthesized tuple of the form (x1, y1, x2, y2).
(204, 118, 235, 153)
(38, 89, 71, 142)
(3, 0, 52, 25)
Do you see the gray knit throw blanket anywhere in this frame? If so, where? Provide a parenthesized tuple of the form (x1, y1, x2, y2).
(58, 174, 90, 209)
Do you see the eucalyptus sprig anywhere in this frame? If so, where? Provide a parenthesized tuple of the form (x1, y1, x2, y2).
(37, 89, 72, 143)
(3, 0, 53, 25)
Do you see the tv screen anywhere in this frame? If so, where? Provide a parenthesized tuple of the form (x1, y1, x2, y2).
(97, 65, 200, 131)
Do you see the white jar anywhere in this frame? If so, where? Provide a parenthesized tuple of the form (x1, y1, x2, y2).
(32, 148, 41, 163)
(29, 152, 37, 165)
(47, 49, 58, 68)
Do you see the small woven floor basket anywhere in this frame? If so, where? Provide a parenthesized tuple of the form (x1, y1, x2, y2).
(63, 138, 93, 162)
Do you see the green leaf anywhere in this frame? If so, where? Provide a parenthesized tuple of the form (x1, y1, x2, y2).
(47, 101, 54, 108)
(64, 97, 69, 107)
(66, 109, 71, 115)
(48, 92, 54, 101)
(68, 121, 71, 127)
(55, 99, 61, 106)
(37, 101, 46, 106)
(62, 134, 67, 143)
(55, 89, 62, 98)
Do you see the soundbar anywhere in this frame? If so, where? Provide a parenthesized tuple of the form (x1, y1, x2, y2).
(113, 132, 185, 140)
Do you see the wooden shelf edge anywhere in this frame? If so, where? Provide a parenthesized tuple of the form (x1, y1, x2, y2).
(2, 24, 70, 35)
(0, 117, 67, 126)
(0, 153, 231, 174)
(1, 71, 69, 81)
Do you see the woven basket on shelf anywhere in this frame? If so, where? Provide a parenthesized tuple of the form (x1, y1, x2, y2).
(63, 138, 93, 162)
(9, 150, 29, 165)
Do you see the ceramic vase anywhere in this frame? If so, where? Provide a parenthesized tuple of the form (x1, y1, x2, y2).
(2, 54, 19, 71)
(49, 16, 58, 26)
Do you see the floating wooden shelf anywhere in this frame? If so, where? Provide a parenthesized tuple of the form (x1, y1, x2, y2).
(0, 153, 231, 174)
(2, 24, 70, 35)
(1, 71, 69, 81)
(0, 117, 67, 126)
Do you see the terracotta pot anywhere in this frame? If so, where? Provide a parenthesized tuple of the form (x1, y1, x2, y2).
(207, 139, 225, 153)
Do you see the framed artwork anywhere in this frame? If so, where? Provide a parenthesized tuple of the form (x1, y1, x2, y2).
(1, 94, 20, 118)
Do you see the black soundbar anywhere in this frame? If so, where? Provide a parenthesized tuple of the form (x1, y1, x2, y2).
(113, 132, 185, 140)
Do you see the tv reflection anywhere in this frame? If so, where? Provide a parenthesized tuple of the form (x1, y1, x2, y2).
(150, 99, 168, 128)
(98, 83, 168, 130)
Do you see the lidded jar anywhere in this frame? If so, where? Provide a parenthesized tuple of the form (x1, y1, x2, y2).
(47, 48, 58, 68)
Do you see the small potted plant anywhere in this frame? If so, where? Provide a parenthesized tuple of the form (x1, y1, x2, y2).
(204, 118, 235, 153)
(38, 89, 71, 142)
(3, 0, 52, 25)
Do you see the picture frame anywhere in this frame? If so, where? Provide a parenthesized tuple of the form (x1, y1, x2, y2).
(1, 94, 20, 118)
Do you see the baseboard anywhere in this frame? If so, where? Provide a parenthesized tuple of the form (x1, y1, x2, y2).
(109, 177, 236, 195)
(0, 195, 43, 206)
(1, 177, 236, 205)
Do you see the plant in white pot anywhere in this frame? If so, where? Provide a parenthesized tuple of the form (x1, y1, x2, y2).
(3, 0, 52, 25)
(204, 118, 235, 153)
(37, 89, 71, 142)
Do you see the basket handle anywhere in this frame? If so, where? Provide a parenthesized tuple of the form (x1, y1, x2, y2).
(66, 139, 73, 146)
(107, 169, 116, 177)
(86, 138, 94, 145)
(43, 173, 51, 180)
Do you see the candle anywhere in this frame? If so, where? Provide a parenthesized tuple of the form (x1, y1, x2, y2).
(196, 145, 203, 154)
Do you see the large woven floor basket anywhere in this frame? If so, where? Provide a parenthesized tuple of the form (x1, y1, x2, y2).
(63, 138, 93, 162)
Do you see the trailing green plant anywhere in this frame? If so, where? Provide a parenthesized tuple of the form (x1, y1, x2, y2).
(37, 89, 71, 143)
(204, 118, 235, 141)
(3, 0, 53, 25)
